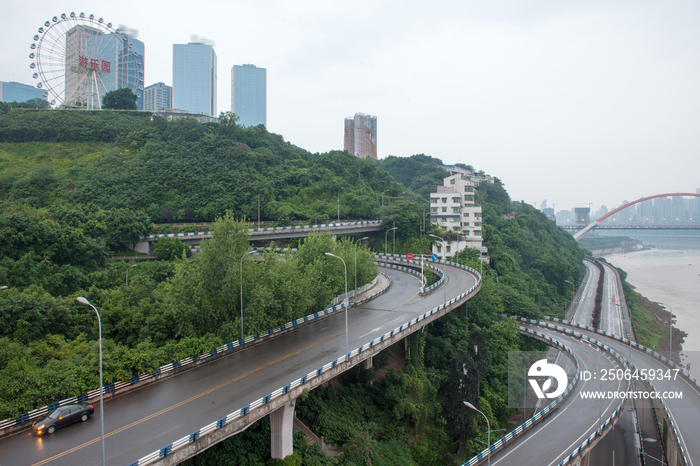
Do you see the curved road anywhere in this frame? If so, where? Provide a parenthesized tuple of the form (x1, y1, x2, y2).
(570, 324, 700, 465)
(489, 325, 625, 466)
(0, 263, 478, 466)
(491, 258, 632, 466)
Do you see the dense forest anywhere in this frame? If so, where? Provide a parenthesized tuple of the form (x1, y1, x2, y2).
(0, 109, 588, 465)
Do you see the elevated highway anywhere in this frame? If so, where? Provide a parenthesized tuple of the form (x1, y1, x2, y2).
(523, 319, 700, 466)
(131, 221, 384, 254)
(0, 259, 480, 466)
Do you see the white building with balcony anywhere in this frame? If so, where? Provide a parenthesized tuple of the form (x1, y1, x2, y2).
(429, 173, 484, 259)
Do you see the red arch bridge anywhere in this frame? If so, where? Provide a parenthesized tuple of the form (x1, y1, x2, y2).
(572, 193, 700, 240)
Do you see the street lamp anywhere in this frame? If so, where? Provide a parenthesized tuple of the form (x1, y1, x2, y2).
(385, 227, 397, 257)
(325, 252, 349, 357)
(463, 401, 490, 466)
(126, 264, 137, 287)
(337, 186, 344, 223)
(76, 297, 105, 466)
(240, 250, 256, 337)
(388, 217, 396, 255)
(429, 234, 446, 306)
(354, 237, 369, 305)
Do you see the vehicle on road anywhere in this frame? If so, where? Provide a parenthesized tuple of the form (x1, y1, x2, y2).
(32, 403, 94, 435)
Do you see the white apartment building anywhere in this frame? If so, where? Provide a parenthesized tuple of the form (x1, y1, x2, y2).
(430, 173, 484, 259)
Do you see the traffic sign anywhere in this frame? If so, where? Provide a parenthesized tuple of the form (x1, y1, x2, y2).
(407, 253, 413, 260)
(432, 253, 439, 261)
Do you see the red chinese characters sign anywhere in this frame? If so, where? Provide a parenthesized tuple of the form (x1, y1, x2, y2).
(78, 55, 111, 73)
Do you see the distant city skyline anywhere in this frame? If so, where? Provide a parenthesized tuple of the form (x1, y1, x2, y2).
(3, 1, 700, 212)
(551, 193, 700, 226)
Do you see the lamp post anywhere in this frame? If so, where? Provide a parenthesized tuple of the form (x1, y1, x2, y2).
(240, 250, 256, 337)
(257, 191, 261, 229)
(337, 186, 344, 223)
(429, 234, 446, 306)
(325, 252, 349, 357)
(386, 216, 396, 255)
(354, 237, 369, 305)
(463, 401, 490, 466)
(126, 264, 137, 287)
(76, 297, 105, 466)
(385, 227, 397, 257)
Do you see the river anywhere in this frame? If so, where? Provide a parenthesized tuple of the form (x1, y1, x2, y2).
(606, 248, 700, 379)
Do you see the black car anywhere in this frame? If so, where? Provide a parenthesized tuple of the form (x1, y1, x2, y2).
(33, 403, 95, 435)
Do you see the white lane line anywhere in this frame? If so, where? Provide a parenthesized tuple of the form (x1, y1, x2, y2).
(358, 327, 381, 339)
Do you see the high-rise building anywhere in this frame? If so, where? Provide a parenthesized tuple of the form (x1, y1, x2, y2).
(429, 173, 484, 252)
(231, 64, 266, 127)
(64, 25, 144, 109)
(173, 42, 217, 117)
(344, 113, 377, 159)
(143, 82, 172, 112)
(122, 35, 145, 110)
(0, 81, 47, 104)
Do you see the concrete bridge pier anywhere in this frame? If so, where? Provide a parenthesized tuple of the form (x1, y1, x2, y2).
(663, 418, 679, 466)
(270, 400, 296, 459)
(362, 356, 373, 370)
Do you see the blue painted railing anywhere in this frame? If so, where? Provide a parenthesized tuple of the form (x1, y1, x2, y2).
(142, 220, 382, 241)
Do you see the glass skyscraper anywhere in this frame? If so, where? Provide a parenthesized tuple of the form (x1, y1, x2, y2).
(0, 81, 47, 103)
(173, 43, 217, 117)
(231, 64, 266, 127)
(64, 25, 144, 109)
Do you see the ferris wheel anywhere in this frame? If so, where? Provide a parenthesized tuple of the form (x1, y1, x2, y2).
(29, 12, 144, 109)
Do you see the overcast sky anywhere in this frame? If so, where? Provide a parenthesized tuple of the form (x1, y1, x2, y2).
(3, 1, 699, 212)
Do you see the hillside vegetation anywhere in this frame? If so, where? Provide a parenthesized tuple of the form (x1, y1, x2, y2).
(0, 109, 406, 224)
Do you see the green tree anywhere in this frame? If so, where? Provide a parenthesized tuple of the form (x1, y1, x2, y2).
(102, 88, 138, 110)
(151, 237, 191, 261)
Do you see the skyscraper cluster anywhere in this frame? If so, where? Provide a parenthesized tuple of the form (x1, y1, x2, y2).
(162, 43, 266, 125)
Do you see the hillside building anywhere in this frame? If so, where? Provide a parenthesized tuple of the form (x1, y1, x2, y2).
(231, 64, 266, 128)
(143, 82, 172, 112)
(344, 113, 377, 159)
(429, 173, 485, 259)
(173, 42, 217, 117)
(0, 81, 47, 104)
